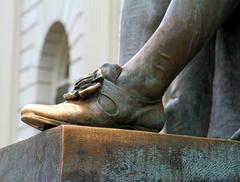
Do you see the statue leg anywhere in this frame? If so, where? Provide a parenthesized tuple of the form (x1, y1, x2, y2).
(208, 9, 240, 139)
(119, 0, 171, 65)
(165, 38, 215, 137)
(120, 0, 215, 137)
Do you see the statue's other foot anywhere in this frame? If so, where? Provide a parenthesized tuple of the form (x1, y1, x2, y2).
(21, 64, 165, 131)
(230, 128, 240, 141)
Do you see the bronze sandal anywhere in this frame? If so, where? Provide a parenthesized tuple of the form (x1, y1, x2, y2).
(21, 64, 165, 131)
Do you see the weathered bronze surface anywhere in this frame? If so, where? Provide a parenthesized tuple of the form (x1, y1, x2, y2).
(0, 126, 62, 182)
(0, 125, 240, 181)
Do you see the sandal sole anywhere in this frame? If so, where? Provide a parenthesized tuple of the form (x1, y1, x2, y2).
(21, 112, 66, 131)
(21, 113, 158, 132)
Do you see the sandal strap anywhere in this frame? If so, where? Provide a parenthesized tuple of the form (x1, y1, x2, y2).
(63, 64, 122, 100)
(64, 63, 161, 104)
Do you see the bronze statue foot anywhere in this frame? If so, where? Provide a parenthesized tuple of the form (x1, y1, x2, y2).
(21, 64, 165, 131)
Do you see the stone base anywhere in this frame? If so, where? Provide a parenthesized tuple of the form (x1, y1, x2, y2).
(0, 125, 240, 181)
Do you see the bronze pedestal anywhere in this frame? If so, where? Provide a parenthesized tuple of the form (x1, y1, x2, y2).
(0, 125, 240, 181)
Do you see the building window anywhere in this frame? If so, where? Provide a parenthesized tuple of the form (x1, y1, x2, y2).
(39, 22, 70, 105)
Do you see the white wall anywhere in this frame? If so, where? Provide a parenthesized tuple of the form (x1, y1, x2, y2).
(0, 0, 20, 147)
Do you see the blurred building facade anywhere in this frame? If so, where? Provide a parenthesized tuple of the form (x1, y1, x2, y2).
(0, 0, 120, 148)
